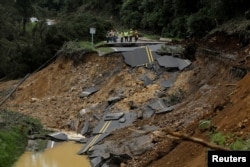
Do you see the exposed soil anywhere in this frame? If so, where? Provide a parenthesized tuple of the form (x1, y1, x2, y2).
(0, 33, 250, 167)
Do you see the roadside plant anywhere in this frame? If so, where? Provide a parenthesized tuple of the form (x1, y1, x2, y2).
(199, 119, 211, 132)
(210, 132, 226, 146)
(229, 138, 250, 151)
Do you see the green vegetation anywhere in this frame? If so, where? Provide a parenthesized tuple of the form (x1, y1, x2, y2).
(229, 138, 250, 150)
(0, 109, 45, 167)
(199, 120, 250, 151)
(210, 132, 250, 151)
(198, 120, 211, 131)
(210, 132, 226, 146)
(1, 0, 250, 80)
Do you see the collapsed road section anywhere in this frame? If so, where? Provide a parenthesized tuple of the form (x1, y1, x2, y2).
(120, 44, 191, 71)
(78, 112, 137, 154)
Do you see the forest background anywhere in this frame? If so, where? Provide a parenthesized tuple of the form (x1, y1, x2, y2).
(1, 0, 250, 79)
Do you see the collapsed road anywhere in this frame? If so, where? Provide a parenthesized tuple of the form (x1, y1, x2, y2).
(12, 42, 193, 167)
(73, 43, 192, 166)
(2, 33, 249, 167)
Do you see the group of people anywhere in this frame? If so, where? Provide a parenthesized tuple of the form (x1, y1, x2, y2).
(106, 29, 139, 43)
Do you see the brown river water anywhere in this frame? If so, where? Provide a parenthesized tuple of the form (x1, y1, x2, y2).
(13, 141, 91, 167)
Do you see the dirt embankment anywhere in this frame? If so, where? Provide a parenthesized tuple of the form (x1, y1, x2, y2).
(0, 33, 250, 166)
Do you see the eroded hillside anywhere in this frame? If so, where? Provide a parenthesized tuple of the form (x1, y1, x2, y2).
(0, 33, 250, 167)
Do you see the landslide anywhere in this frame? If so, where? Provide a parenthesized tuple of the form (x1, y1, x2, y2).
(0, 33, 250, 167)
(0, 53, 162, 129)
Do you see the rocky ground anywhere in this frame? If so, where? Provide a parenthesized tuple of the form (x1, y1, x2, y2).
(0, 33, 250, 167)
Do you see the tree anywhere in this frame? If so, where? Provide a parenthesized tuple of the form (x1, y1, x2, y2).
(14, 0, 34, 34)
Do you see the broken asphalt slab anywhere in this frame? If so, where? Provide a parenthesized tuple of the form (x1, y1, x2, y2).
(122, 47, 160, 67)
(156, 55, 191, 71)
(147, 98, 175, 114)
(45, 132, 68, 141)
(86, 125, 158, 167)
(79, 86, 99, 98)
(92, 112, 137, 135)
(78, 112, 137, 155)
(104, 112, 124, 121)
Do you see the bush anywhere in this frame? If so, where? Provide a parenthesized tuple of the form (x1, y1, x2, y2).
(0, 110, 44, 167)
(170, 17, 188, 38)
(199, 120, 211, 131)
(230, 138, 250, 150)
(210, 132, 226, 146)
(0, 129, 26, 167)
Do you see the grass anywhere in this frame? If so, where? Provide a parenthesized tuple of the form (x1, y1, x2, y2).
(143, 34, 160, 40)
(78, 41, 95, 50)
(96, 47, 115, 55)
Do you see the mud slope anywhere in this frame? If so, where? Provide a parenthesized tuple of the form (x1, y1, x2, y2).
(0, 53, 164, 129)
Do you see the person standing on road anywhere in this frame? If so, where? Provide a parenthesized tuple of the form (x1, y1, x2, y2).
(134, 30, 139, 42)
(124, 31, 129, 42)
(120, 31, 124, 43)
(113, 30, 118, 42)
(129, 29, 134, 42)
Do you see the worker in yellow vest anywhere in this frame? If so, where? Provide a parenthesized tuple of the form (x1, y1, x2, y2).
(124, 31, 129, 42)
(134, 30, 139, 42)
(129, 29, 134, 42)
(120, 31, 124, 42)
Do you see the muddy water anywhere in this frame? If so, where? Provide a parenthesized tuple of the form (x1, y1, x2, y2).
(13, 142, 91, 167)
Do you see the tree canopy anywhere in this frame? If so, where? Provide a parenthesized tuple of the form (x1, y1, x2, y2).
(1, 0, 250, 79)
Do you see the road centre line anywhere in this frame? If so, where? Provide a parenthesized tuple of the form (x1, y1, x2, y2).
(84, 134, 101, 151)
(146, 46, 154, 63)
(84, 121, 112, 152)
(101, 121, 111, 133)
(99, 121, 111, 133)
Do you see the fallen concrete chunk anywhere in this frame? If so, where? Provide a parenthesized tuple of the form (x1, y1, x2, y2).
(89, 143, 111, 159)
(156, 56, 191, 70)
(160, 79, 174, 89)
(80, 121, 89, 136)
(127, 135, 154, 156)
(107, 96, 123, 104)
(79, 87, 99, 97)
(46, 132, 68, 141)
(143, 106, 155, 119)
(90, 156, 103, 167)
(140, 75, 153, 86)
(148, 98, 168, 111)
(78, 132, 111, 154)
(156, 106, 174, 114)
(104, 112, 124, 121)
(77, 137, 88, 143)
(119, 117, 126, 123)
